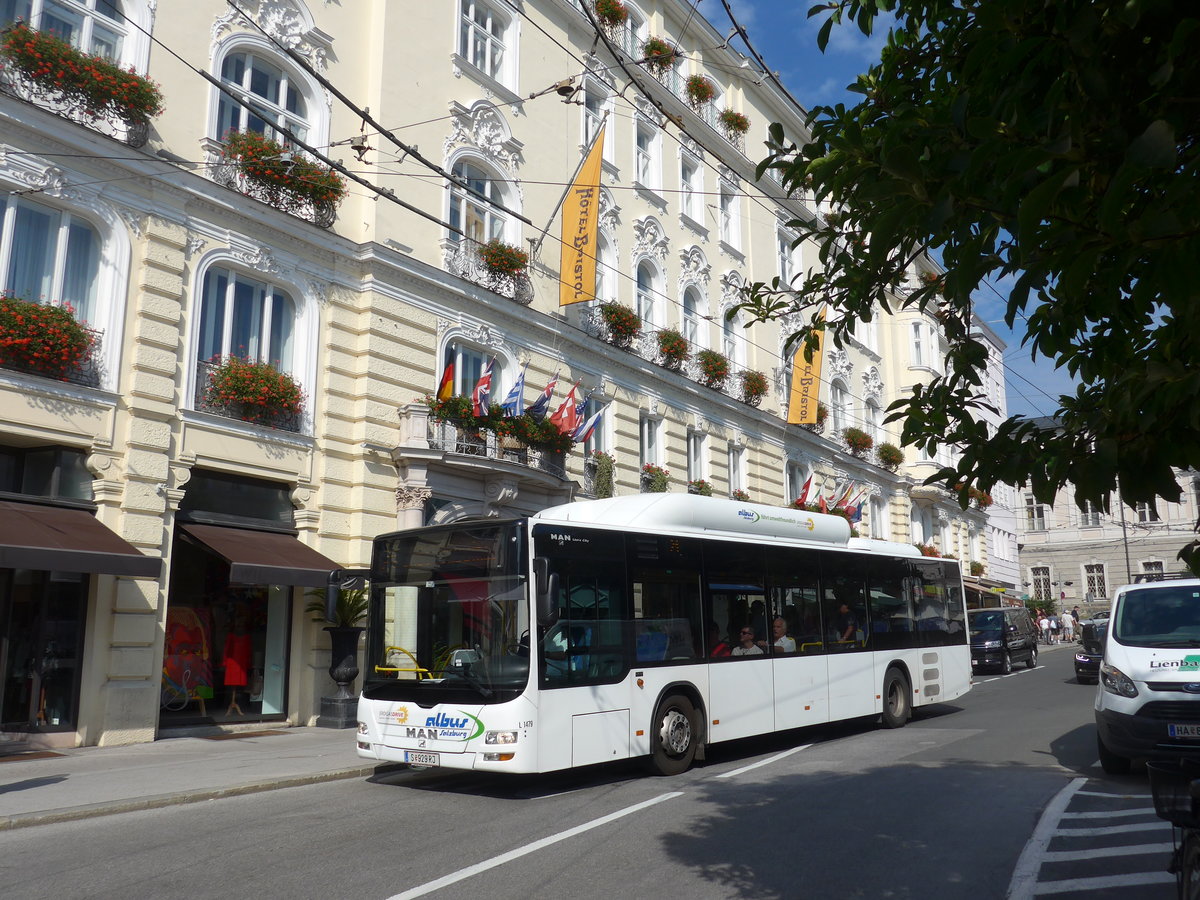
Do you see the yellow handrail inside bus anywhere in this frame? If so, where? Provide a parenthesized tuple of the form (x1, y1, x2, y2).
(374, 645, 432, 680)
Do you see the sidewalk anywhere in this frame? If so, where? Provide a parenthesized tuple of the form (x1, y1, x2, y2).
(0, 726, 392, 831)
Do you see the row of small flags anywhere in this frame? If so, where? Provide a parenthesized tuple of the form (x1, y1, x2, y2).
(438, 360, 605, 444)
(794, 475, 869, 523)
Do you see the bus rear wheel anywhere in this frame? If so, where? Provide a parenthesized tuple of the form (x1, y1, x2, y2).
(648, 694, 698, 776)
(881, 668, 911, 729)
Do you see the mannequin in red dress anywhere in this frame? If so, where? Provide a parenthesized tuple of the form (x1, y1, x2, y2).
(223, 612, 252, 716)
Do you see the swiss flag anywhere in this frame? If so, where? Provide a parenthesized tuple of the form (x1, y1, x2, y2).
(549, 382, 581, 435)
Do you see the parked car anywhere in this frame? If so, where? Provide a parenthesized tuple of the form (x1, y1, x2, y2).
(969, 606, 1039, 674)
(1074, 621, 1107, 684)
(1095, 577, 1200, 774)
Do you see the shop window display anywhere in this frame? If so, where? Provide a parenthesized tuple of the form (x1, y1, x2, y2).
(162, 534, 290, 725)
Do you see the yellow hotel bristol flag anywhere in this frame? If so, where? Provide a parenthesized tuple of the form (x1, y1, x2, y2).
(559, 125, 606, 307)
(787, 309, 826, 425)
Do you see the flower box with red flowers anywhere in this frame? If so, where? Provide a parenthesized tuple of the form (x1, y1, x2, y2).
(843, 426, 874, 457)
(718, 109, 750, 135)
(598, 301, 641, 348)
(641, 37, 677, 73)
(594, 0, 628, 28)
(696, 349, 730, 390)
(204, 355, 305, 427)
(740, 369, 769, 406)
(0, 296, 93, 381)
(0, 23, 163, 146)
(685, 75, 716, 106)
(477, 239, 528, 277)
(656, 328, 689, 369)
(220, 131, 346, 226)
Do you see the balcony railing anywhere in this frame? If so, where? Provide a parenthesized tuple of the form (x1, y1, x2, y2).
(192, 358, 303, 433)
(0, 61, 149, 148)
(427, 419, 567, 479)
(442, 241, 533, 305)
(209, 155, 338, 229)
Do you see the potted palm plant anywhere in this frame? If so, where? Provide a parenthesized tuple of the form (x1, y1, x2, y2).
(306, 585, 369, 720)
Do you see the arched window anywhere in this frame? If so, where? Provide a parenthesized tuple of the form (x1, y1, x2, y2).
(449, 159, 508, 243)
(4, 0, 128, 60)
(870, 497, 886, 539)
(681, 287, 703, 346)
(216, 50, 311, 143)
(722, 307, 745, 367)
(830, 379, 851, 433)
(595, 233, 615, 304)
(198, 267, 296, 372)
(0, 195, 101, 325)
(865, 400, 881, 443)
(635, 261, 657, 327)
(440, 341, 503, 398)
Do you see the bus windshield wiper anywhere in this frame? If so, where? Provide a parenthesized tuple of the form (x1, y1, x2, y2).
(447, 648, 493, 698)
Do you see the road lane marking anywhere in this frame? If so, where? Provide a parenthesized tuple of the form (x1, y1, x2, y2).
(1052, 821, 1169, 837)
(1060, 808, 1157, 820)
(385, 791, 684, 900)
(714, 744, 812, 779)
(1007, 777, 1086, 900)
(1075, 788, 1152, 799)
(1032, 872, 1175, 894)
(1043, 843, 1172, 861)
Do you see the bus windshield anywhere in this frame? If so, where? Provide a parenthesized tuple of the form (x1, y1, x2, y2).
(363, 521, 530, 704)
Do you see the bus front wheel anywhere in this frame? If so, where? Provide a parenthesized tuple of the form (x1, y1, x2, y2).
(881, 668, 911, 729)
(648, 694, 698, 776)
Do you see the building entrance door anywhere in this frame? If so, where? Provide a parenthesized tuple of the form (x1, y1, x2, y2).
(0, 569, 87, 733)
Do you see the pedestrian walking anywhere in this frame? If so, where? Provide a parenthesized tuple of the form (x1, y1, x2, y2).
(1061, 610, 1075, 643)
(1039, 614, 1051, 645)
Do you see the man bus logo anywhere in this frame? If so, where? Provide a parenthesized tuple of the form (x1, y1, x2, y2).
(403, 709, 485, 742)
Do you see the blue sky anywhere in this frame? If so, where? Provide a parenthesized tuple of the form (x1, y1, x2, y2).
(724, 0, 1075, 419)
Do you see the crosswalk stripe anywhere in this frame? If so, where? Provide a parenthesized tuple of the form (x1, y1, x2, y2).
(1042, 842, 1173, 861)
(1032, 872, 1175, 895)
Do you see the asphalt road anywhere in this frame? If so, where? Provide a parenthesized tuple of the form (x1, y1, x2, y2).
(1, 644, 1169, 900)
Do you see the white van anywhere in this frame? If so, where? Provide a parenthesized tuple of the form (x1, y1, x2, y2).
(1095, 577, 1200, 774)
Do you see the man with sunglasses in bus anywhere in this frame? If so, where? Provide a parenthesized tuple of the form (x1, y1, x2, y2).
(731, 626, 764, 656)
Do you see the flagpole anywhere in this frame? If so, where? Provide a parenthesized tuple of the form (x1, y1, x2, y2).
(530, 114, 610, 260)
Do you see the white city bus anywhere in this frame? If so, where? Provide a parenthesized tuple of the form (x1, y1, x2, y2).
(354, 494, 971, 775)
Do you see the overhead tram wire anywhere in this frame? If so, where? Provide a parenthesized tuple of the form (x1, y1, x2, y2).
(223, 0, 531, 228)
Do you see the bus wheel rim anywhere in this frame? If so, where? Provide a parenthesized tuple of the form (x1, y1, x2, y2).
(660, 709, 692, 755)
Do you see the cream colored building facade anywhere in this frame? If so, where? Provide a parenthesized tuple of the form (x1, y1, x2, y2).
(0, 0, 996, 749)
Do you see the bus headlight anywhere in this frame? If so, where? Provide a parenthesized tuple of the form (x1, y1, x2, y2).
(1100, 663, 1139, 698)
(485, 730, 518, 744)
(357, 721, 368, 734)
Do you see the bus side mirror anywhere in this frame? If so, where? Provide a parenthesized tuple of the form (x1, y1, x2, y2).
(532, 557, 559, 627)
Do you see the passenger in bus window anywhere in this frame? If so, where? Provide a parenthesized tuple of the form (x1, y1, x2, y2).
(771, 616, 796, 653)
(749, 600, 768, 643)
(834, 603, 860, 643)
(731, 626, 764, 656)
(708, 622, 732, 658)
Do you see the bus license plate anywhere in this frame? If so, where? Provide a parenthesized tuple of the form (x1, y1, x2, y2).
(405, 751, 440, 766)
(1169, 724, 1200, 739)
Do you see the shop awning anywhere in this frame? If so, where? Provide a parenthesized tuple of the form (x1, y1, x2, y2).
(179, 523, 340, 587)
(0, 500, 161, 578)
